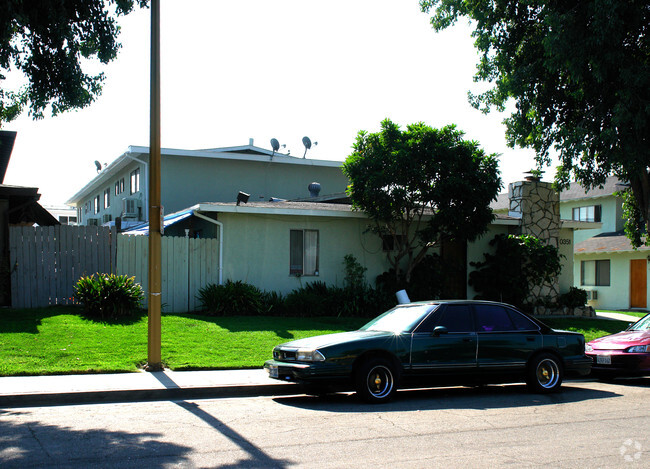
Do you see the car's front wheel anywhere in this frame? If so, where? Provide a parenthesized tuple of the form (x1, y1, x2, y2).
(527, 353, 563, 393)
(355, 358, 398, 403)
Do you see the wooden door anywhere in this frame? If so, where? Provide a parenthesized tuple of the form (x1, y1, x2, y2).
(630, 259, 647, 309)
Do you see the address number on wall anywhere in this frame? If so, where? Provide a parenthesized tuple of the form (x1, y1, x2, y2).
(559, 239, 571, 245)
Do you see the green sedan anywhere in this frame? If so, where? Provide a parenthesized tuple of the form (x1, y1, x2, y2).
(264, 300, 592, 403)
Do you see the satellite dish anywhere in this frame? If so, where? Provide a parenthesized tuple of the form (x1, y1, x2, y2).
(94, 160, 102, 173)
(270, 138, 280, 159)
(302, 136, 312, 158)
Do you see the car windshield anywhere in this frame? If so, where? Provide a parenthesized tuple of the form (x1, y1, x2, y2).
(360, 304, 438, 333)
(629, 314, 650, 331)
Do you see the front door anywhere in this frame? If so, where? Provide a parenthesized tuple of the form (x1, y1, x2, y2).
(410, 304, 477, 376)
(630, 259, 647, 308)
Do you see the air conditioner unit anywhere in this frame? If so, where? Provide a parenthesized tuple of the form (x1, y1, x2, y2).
(102, 214, 112, 224)
(87, 217, 99, 226)
(122, 198, 141, 219)
(586, 290, 598, 300)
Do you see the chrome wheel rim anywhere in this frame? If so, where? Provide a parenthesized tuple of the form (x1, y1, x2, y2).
(536, 358, 560, 389)
(366, 365, 394, 398)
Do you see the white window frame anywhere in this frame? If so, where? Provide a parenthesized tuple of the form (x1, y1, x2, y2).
(130, 168, 140, 195)
(581, 260, 610, 286)
(290, 229, 319, 276)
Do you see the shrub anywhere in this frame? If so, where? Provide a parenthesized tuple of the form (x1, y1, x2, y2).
(284, 281, 341, 317)
(197, 280, 263, 316)
(557, 287, 588, 309)
(469, 234, 563, 308)
(74, 273, 144, 320)
(260, 290, 286, 316)
(375, 253, 444, 302)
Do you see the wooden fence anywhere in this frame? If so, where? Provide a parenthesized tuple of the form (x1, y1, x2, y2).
(9, 225, 220, 312)
(9, 225, 117, 308)
(116, 234, 220, 312)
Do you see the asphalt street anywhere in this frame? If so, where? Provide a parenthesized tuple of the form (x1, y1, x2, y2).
(1, 378, 648, 468)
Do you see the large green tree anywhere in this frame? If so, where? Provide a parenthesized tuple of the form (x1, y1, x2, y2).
(0, 0, 148, 127)
(420, 0, 650, 246)
(343, 118, 501, 284)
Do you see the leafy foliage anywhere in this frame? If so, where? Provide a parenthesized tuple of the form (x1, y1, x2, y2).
(375, 253, 445, 301)
(197, 280, 264, 316)
(0, 0, 148, 126)
(73, 273, 144, 321)
(343, 119, 501, 283)
(420, 0, 650, 246)
(557, 287, 588, 309)
(469, 234, 563, 308)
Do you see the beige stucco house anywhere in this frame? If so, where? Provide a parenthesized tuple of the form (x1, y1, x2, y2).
(126, 180, 585, 304)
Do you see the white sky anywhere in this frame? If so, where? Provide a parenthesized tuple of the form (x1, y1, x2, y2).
(3, 0, 547, 207)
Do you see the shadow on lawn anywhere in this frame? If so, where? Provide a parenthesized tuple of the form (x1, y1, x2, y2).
(0, 306, 146, 334)
(173, 313, 367, 336)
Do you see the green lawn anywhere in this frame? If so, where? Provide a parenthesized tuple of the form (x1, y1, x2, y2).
(0, 306, 633, 376)
(0, 307, 366, 376)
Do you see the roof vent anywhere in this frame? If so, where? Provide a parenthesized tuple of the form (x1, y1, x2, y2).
(308, 182, 321, 197)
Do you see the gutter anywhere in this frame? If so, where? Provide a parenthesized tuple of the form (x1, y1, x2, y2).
(192, 211, 223, 285)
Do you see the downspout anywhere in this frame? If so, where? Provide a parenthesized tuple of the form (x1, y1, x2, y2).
(192, 211, 223, 285)
(124, 151, 150, 222)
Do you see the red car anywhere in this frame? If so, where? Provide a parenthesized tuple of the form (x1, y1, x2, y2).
(586, 313, 650, 378)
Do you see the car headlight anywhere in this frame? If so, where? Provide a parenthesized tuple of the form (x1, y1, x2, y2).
(585, 344, 593, 352)
(296, 349, 326, 362)
(626, 345, 650, 353)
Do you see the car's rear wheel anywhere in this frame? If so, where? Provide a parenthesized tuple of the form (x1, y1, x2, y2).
(355, 358, 398, 403)
(527, 353, 563, 393)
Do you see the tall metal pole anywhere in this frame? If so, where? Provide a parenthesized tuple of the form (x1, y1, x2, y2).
(146, 0, 162, 371)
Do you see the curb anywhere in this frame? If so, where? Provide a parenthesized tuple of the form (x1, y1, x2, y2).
(0, 382, 299, 408)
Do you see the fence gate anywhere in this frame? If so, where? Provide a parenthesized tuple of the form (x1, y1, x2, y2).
(116, 234, 220, 312)
(9, 225, 117, 308)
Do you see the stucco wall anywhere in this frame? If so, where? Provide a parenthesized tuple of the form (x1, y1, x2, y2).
(161, 155, 348, 214)
(78, 155, 349, 225)
(557, 228, 575, 294)
(575, 252, 649, 310)
(560, 195, 622, 244)
(218, 212, 390, 294)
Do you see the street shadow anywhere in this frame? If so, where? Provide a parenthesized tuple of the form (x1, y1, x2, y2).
(150, 372, 293, 468)
(0, 408, 191, 468)
(272, 381, 621, 413)
(175, 401, 293, 468)
(595, 376, 650, 387)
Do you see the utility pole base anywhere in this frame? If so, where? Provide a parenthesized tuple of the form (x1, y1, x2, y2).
(143, 362, 164, 372)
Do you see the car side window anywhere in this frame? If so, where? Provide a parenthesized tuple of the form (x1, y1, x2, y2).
(475, 305, 515, 332)
(437, 305, 473, 333)
(507, 309, 539, 331)
(412, 309, 441, 333)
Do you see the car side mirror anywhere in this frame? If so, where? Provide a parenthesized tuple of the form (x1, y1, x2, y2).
(432, 326, 448, 337)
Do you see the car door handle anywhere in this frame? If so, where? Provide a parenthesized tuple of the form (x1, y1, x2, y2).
(463, 338, 472, 342)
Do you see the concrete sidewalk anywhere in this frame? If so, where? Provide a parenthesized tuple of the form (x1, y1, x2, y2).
(0, 311, 643, 408)
(0, 369, 298, 408)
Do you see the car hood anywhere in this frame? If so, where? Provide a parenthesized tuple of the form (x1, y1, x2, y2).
(276, 330, 395, 350)
(588, 330, 650, 350)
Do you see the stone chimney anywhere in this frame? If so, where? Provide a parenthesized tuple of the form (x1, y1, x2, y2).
(508, 180, 561, 302)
